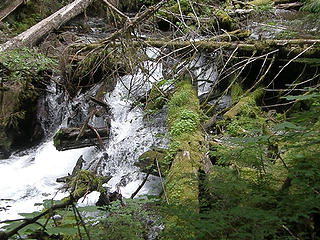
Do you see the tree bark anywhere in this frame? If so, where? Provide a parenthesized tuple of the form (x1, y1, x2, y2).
(0, 0, 94, 52)
(0, 0, 29, 22)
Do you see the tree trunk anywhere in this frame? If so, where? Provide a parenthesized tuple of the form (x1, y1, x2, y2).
(0, 0, 94, 52)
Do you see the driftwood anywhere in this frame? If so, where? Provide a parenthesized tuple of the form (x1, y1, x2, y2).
(53, 125, 110, 151)
(0, 0, 94, 52)
(0, 0, 29, 22)
(276, 2, 303, 10)
(56, 155, 84, 183)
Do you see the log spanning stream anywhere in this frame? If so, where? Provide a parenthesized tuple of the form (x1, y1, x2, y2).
(0, 47, 166, 224)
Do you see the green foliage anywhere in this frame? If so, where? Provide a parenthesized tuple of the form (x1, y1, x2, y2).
(250, 0, 274, 11)
(3, 0, 67, 35)
(193, 88, 320, 239)
(0, 47, 57, 83)
(2, 196, 161, 240)
(96, 197, 161, 240)
(301, 0, 320, 14)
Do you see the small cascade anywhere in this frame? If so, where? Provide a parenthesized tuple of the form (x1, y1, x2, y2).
(0, 47, 167, 223)
(84, 47, 167, 199)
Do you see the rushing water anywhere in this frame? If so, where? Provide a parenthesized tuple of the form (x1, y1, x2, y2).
(0, 47, 167, 225)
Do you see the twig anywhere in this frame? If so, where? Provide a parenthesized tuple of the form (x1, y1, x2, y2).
(87, 124, 105, 150)
(131, 172, 150, 199)
(89, 96, 110, 111)
(266, 44, 315, 88)
(72, 201, 91, 240)
(75, 109, 97, 142)
(282, 225, 300, 240)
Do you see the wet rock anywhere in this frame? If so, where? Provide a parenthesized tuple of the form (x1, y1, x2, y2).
(96, 189, 122, 206)
(53, 125, 110, 151)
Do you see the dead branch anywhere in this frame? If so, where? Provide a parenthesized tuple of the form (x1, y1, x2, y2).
(87, 124, 105, 150)
(101, 0, 130, 23)
(81, 0, 169, 52)
(89, 96, 111, 111)
(130, 172, 150, 199)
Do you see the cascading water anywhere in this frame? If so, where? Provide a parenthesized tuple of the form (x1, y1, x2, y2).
(0, 78, 94, 223)
(0, 47, 167, 225)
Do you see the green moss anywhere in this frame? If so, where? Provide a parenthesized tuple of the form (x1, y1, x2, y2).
(68, 170, 101, 199)
(223, 88, 263, 120)
(231, 81, 244, 105)
(165, 74, 205, 208)
(214, 9, 238, 31)
(53, 129, 63, 149)
(135, 149, 169, 176)
(145, 84, 166, 113)
(3, 0, 66, 35)
(0, 48, 55, 152)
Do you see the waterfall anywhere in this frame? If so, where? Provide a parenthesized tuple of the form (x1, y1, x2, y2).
(0, 47, 167, 224)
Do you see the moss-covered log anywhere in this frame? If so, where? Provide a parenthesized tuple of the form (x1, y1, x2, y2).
(81, 38, 320, 59)
(162, 74, 207, 239)
(143, 39, 320, 58)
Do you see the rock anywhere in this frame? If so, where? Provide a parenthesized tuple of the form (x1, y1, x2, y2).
(53, 125, 110, 151)
(96, 189, 122, 206)
(135, 148, 169, 176)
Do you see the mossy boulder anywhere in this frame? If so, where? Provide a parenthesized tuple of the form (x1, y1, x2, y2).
(135, 148, 168, 176)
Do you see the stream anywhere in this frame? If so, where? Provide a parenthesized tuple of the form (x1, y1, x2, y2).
(0, 15, 223, 227)
(0, 43, 167, 224)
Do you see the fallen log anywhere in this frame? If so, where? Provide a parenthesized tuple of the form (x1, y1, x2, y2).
(0, 0, 29, 22)
(163, 73, 208, 239)
(141, 39, 320, 58)
(53, 125, 110, 151)
(276, 2, 303, 10)
(80, 38, 320, 59)
(0, 0, 94, 52)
